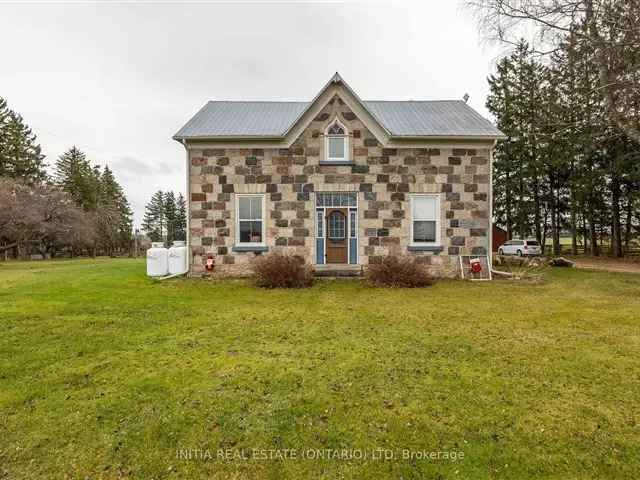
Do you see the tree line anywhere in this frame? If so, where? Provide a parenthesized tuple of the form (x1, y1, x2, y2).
(476, 0, 640, 256)
(0, 96, 133, 259)
(142, 190, 186, 246)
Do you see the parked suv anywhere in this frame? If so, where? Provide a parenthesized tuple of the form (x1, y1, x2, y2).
(497, 239, 542, 256)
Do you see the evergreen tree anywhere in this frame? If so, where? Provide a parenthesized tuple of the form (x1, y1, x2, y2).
(487, 40, 547, 241)
(487, 31, 639, 256)
(487, 56, 517, 239)
(163, 190, 177, 245)
(98, 166, 133, 254)
(54, 147, 98, 210)
(0, 105, 46, 183)
(174, 193, 187, 241)
(474, 0, 640, 256)
(142, 190, 186, 244)
(0, 97, 9, 174)
(142, 190, 165, 242)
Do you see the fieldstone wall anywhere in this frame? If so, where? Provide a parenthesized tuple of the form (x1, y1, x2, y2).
(188, 95, 490, 277)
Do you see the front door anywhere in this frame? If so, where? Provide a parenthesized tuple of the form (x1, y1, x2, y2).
(325, 208, 348, 264)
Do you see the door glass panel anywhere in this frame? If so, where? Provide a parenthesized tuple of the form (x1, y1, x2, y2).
(317, 210, 323, 236)
(350, 210, 356, 237)
(328, 211, 346, 239)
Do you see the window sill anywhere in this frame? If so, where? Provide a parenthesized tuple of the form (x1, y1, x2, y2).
(232, 245, 269, 253)
(319, 161, 354, 166)
(407, 245, 444, 253)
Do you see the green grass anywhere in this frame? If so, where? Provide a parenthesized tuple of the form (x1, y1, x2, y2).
(1, 259, 639, 479)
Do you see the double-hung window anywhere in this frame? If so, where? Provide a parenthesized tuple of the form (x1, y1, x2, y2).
(324, 119, 349, 162)
(410, 194, 441, 246)
(236, 194, 265, 246)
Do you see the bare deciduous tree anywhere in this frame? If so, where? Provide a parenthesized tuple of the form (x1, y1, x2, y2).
(467, 0, 640, 143)
(0, 178, 97, 258)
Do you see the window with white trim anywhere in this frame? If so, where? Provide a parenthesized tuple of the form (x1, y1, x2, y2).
(236, 194, 265, 245)
(324, 118, 349, 162)
(410, 194, 441, 245)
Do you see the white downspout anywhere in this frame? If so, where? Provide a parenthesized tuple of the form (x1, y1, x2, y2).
(156, 270, 188, 281)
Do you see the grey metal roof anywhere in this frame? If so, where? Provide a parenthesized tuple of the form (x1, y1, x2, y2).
(364, 100, 503, 137)
(174, 101, 309, 138)
(174, 99, 503, 139)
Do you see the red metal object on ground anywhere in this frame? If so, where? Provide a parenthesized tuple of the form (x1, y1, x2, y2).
(470, 258, 482, 274)
(206, 254, 215, 271)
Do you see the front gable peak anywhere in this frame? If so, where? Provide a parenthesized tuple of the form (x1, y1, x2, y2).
(282, 73, 391, 147)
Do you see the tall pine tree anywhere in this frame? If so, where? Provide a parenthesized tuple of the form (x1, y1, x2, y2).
(163, 191, 177, 245)
(487, 30, 639, 256)
(0, 98, 9, 175)
(0, 101, 46, 183)
(98, 166, 133, 255)
(142, 190, 165, 243)
(174, 193, 187, 241)
(487, 40, 547, 240)
(142, 190, 186, 244)
(54, 147, 99, 210)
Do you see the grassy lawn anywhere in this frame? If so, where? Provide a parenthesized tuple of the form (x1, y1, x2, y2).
(1, 259, 639, 479)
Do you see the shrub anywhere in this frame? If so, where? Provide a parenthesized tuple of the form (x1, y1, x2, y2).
(365, 254, 436, 288)
(252, 253, 315, 288)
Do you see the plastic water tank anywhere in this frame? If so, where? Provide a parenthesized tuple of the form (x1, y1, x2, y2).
(168, 241, 188, 275)
(147, 242, 169, 277)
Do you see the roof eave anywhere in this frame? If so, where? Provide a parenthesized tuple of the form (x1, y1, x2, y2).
(389, 134, 508, 141)
(173, 133, 508, 143)
(174, 134, 286, 142)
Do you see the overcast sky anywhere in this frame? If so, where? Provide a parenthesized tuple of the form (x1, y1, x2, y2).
(0, 0, 504, 227)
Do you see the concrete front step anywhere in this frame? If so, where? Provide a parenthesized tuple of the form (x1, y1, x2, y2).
(314, 264, 363, 277)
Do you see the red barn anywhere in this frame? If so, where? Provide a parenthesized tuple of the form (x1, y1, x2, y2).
(492, 225, 507, 253)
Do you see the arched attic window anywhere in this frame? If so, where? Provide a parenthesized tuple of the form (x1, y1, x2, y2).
(324, 118, 349, 163)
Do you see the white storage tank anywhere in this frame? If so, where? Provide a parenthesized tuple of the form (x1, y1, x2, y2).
(147, 242, 169, 277)
(168, 241, 188, 275)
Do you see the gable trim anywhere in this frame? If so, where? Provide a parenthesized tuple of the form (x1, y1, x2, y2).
(282, 73, 391, 147)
